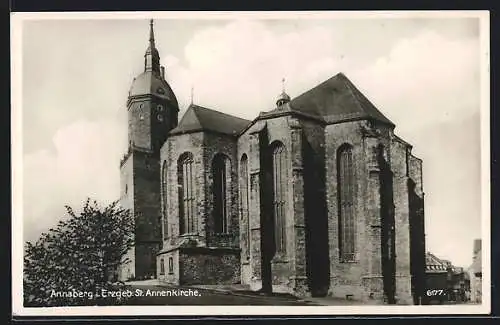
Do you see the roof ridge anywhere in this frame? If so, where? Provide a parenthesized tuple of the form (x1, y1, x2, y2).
(287, 72, 394, 126)
(341, 75, 365, 116)
(172, 104, 251, 136)
(178, 105, 202, 128)
(343, 76, 395, 126)
(191, 104, 252, 123)
(288, 72, 344, 103)
(190, 105, 206, 129)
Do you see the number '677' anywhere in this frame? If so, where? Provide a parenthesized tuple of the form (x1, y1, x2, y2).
(426, 289, 445, 296)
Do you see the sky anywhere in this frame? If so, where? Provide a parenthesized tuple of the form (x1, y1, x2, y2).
(18, 13, 487, 268)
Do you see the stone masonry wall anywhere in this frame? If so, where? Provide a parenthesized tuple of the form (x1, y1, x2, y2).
(260, 117, 296, 291)
(132, 150, 162, 279)
(239, 115, 321, 296)
(118, 153, 135, 282)
(391, 137, 413, 304)
(128, 100, 152, 150)
(128, 96, 176, 152)
(300, 119, 329, 296)
(324, 120, 368, 300)
(179, 248, 241, 285)
(237, 130, 252, 285)
(157, 249, 180, 285)
(408, 155, 423, 194)
(408, 152, 426, 304)
(160, 132, 205, 246)
(238, 121, 264, 291)
(135, 242, 161, 279)
(133, 150, 162, 243)
(203, 133, 239, 246)
(119, 149, 162, 280)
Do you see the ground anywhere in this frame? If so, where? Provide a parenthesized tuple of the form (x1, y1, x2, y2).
(119, 280, 478, 306)
(124, 285, 314, 306)
(119, 280, 380, 306)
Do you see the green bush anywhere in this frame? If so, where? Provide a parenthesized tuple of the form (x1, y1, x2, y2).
(23, 199, 134, 307)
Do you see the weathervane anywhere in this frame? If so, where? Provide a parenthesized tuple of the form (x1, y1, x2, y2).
(190, 85, 194, 105)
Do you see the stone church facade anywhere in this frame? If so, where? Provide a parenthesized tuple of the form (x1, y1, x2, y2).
(118, 21, 427, 304)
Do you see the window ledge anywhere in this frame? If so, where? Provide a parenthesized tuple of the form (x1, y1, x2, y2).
(340, 260, 359, 264)
(179, 233, 199, 237)
(271, 254, 289, 264)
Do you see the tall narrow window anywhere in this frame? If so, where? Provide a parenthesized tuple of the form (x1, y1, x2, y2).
(161, 161, 168, 240)
(337, 144, 356, 262)
(160, 258, 165, 275)
(168, 257, 174, 274)
(178, 152, 195, 234)
(272, 142, 287, 254)
(213, 154, 230, 233)
(240, 154, 250, 258)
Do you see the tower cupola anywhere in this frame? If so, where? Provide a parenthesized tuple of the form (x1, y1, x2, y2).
(276, 78, 291, 108)
(126, 19, 179, 152)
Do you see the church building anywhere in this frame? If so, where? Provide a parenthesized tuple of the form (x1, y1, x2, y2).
(119, 20, 427, 305)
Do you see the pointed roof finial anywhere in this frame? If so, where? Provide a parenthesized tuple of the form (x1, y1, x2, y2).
(149, 19, 155, 48)
(191, 85, 194, 105)
(276, 77, 291, 108)
(144, 19, 160, 73)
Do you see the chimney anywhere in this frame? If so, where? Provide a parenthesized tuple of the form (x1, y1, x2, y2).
(473, 239, 481, 255)
(161, 66, 165, 79)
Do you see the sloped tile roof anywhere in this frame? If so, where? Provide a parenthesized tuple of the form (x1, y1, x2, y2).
(426, 252, 451, 273)
(287, 72, 395, 126)
(172, 73, 395, 137)
(170, 104, 251, 136)
(129, 71, 178, 106)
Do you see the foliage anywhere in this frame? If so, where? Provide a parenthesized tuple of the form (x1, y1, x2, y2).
(23, 199, 134, 307)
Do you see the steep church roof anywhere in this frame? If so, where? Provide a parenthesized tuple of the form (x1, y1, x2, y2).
(170, 104, 251, 136)
(283, 73, 394, 126)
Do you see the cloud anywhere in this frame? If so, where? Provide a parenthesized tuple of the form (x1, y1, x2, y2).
(23, 118, 125, 243)
(351, 30, 480, 139)
(165, 21, 479, 139)
(165, 20, 350, 119)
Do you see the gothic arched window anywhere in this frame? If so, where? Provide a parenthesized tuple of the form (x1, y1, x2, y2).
(337, 144, 356, 262)
(213, 154, 231, 233)
(161, 160, 168, 240)
(178, 152, 195, 234)
(271, 141, 287, 254)
(239, 154, 250, 258)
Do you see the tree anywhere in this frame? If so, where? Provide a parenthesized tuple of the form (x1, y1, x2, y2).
(23, 199, 135, 307)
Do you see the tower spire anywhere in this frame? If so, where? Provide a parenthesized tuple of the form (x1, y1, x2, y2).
(144, 19, 160, 74)
(149, 19, 156, 48)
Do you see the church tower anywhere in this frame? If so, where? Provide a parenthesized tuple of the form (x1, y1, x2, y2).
(119, 20, 179, 281)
